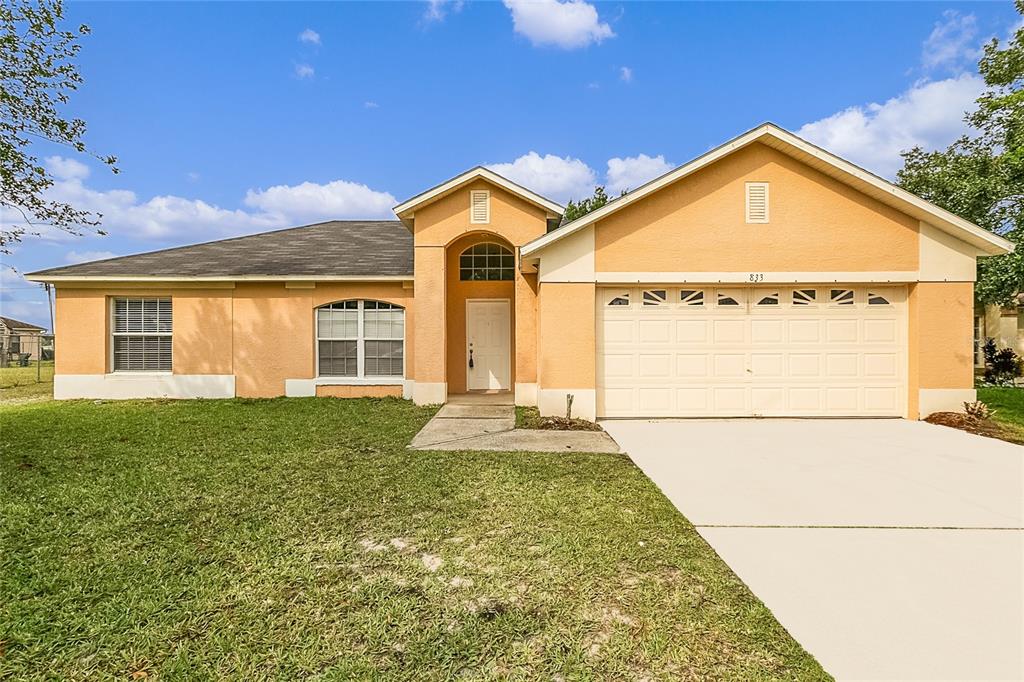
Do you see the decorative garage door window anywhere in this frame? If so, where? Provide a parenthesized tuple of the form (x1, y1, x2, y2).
(317, 300, 404, 378)
(793, 289, 817, 305)
(459, 243, 514, 281)
(868, 292, 891, 305)
(756, 292, 780, 306)
(717, 291, 742, 306)
(642, 289, 668, 306)
(680, 290, 704, 306)
(606, 292, 630, 306)
(111, 297, 172, 372)
(830, 289, 855, 305)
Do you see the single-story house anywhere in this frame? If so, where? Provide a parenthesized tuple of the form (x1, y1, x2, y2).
(0, 315, 47, 365)
(975, 297, 1023, 368)
(27, 123, 1015, 420)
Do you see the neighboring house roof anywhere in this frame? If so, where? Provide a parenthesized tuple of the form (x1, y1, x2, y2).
(26, 221, 414, 282)
(393, 166, 564, 224)
(0, 316, 45, 332)
(521, 122, 1016, 258)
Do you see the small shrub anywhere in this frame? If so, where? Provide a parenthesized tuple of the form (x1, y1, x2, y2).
(982, 339, 1024, 386)
(963, 400, 992, 421)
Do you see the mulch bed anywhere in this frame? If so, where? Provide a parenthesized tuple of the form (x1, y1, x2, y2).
(532, 416, 604, 431)
(924, 412, 1016, 442)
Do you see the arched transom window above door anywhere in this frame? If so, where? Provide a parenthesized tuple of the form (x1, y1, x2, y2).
(459, 242, 514, 281)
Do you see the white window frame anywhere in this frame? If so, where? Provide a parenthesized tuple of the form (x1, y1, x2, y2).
(316, 300, 405, 381)
(745, 181, 769, 224)
(470, 189, 490, 224)
(109, 296, 173, 374)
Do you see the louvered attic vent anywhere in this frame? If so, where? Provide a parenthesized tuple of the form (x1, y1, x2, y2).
(470, 190, 490, 224)
(745, 182, 769, 223)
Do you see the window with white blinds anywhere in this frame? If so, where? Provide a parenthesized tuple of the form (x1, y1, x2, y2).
(470, 190, 490, 224)
(317, 300, 404, 378)
(111, 297, 172, 371)
(745, 182, 769, 223)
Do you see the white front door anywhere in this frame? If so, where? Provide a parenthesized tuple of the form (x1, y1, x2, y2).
(466, 299, 511, 391)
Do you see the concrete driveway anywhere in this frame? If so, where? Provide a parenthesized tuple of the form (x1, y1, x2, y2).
(603, 419, 1024, 681)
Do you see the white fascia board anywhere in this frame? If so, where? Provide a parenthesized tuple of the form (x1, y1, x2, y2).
(521, 123, 1014, 258)
(393, 167, 564, 219)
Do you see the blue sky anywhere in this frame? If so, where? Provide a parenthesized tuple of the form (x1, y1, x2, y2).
(2, 1, 1021, 328)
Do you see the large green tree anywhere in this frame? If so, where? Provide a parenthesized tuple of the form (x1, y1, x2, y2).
(1, 0, 116, 253)
(897, 1, 1023, 306)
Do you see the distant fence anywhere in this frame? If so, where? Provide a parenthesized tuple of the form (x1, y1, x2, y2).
(0, 334, 55, 390)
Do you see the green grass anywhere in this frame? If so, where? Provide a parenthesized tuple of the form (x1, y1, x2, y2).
(0, 398, 826, 680)
(0, 361, 53, 402)
(977, 387, 1024, 442)
(514, 405, 543, 429)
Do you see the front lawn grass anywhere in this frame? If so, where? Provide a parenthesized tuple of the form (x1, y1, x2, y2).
(1, 398, 826, 680)
(977, 386, 1024, 443)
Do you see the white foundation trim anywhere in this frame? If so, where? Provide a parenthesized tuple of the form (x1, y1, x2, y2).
(538, 388, 597, 422)
(285, 378, 413, 399)
(919, 388, 977, 418)
(594, 271, 927, 284)
(514, 382, 538, 406)
(414, 381, 447, 406)
(54, 374, 235, 400)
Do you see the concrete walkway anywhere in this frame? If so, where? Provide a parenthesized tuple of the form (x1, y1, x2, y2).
(409, 397, 619, 453)
(604, 418, 1023, 681)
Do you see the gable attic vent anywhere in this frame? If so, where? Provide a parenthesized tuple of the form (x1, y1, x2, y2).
(470, 190, 490, 224)
(745, 182, 769, 223)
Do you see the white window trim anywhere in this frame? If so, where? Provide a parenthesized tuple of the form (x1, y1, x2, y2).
(745, 181, 769, 224)
(315, 300, 406, 380)
(109, 296, 173, 374)
(470, 190, 490, 224)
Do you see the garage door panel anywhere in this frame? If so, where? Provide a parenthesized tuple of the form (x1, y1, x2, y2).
(597, 286, 905, 418)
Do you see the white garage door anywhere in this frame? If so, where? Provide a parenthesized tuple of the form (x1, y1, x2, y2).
(597, 286, 907, 418)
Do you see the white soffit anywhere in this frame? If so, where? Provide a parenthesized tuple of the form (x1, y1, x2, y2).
(521, 123, 1014, 258)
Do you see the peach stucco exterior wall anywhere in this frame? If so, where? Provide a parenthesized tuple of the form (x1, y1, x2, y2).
(594, 143, 920, 273)
(54, 282, 413, 398)
(412, 178, 546, 395)
(908, 282, 975, 417)
(317, 384, 402, 398)
(444, 232, 516, 393)
(55, 287, 233, 375)
(537, 282, 596, 389)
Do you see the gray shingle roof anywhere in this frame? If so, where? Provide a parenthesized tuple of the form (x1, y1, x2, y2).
(27, 221, 413, 279)
(0, 316, 45, 331)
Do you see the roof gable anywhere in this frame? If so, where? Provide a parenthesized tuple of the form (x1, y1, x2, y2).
(0, 316, 45, 331)
(393, 167, 564, 225)
(522, 123, 1014, 258)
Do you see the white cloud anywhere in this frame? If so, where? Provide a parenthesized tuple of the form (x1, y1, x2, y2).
(44, 156, 90, 181)
(0, 300, 47, 328)
(619, 66, 633, 83)
(423, 0, 464, 23)
(28, 157, 397, 242)
(298, 28, 321, 45)
(186, 171, 200, 183)
(295, 63, 315, 79)
(605, 154, 673, 194)
(922, 10, 979, 71)
(503, 0, 614, 49)
(65, 250, 118, 264)
(797, 73, 984, 178)
(364, 101, 379, 109)
(487, 151, 596, 204)
(243, 180, 397, 224)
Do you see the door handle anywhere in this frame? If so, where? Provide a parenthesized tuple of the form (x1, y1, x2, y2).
(468, 348, 474, 369)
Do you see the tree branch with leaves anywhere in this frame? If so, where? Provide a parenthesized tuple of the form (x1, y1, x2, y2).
(1, 0, 116, 254)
